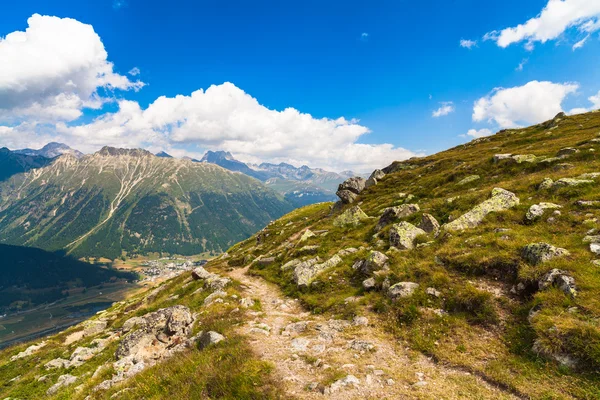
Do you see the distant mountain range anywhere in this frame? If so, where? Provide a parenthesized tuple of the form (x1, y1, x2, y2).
(14, 142, 84, 159)
(0, 147, 292, 259)
(198, 150, 355, 207)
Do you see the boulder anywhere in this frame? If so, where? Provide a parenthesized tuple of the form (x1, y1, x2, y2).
(281, 258, 302, 272)
(336, 177, 366, 204)
(356, 251, 389, 275)
(526, 203, 562, 221)
(552, 178, 594, 188)
(389, 222, 426, 250)
(10, 341, 47, 361)
(493, 154, 513, 163)
(522, 243, 570, 265)
(456, 175, 480, 185)
(299, 229, 316, 242)
(538, 178, 554, 190)
(388, 282, 419, 299)
(47, 374, 77, 396)
(362, 277, 376, 290)
(443, 188, 519, 231)
(296, 245, 319, 255)
(538, 269, 577, 297)
(375, 204, 420, 232)
(557, 147, 579, 157)
(365, 169, 385, 188)
(511, 154, 537, 164)
(198, 331, 225, 349)
(333, 206, 369, 227)
(293, 255, 342, 286)
(419, 213, 440, 236)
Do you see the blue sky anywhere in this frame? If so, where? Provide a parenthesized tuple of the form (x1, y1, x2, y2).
(1, 0, 599, 171)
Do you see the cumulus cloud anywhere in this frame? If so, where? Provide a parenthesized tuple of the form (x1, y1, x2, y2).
(473, 81, 579, 128)
(568, 90, 600, 114)
(459, 39, 477, 49)
(485, 0, 600, 50)
(464, 128, 493, 138)
(432, 102, 455, 118)
(53, 83, 420, 172)
(0, 14, 143, 124)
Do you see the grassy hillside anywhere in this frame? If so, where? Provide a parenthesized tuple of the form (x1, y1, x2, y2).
(2, 111, 600, 399)
(0, 147, 293, 259)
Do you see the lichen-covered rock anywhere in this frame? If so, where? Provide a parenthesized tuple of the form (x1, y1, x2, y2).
(375, 204, 420, 231)
(532, 340, 579, 369)
(389, 222, 426, 250)
(336, 190, 358, 204)
(47, 374, 77, 395)
(64, 319, 108, 345)
(443, 188, 520, 231)
(354, 251, 389, 275)
(522, 243, 570, 265)
(388, 282, 419, 299)
(10, 341, 47, 361)
(419, 213, 440, 236)
(281, 258, 302, 271)
(526, 203, 562, 221)
(191, 267, 231, 291)
(538, 178, 554, 190)
(512, 154, 537, 163)
(293, 255, 342, 286)
(456, 175, 480, 185)
(299, 229, 316, 242)
(296, 245, 319, 255)
(333, 206, 369, 227)
(256, 257, 275, 266)
(552, 178, 594, 188)
(538, 268, 577, 297)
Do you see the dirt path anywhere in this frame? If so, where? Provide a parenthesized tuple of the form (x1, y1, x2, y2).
(228, 266, 519, 400)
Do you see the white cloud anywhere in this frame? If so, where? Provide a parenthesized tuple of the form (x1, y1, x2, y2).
(52, 83, 420, 172)
(0, 14, 143, 124)
(568, 90, 600, 114)
(572, 34, 590, 50)
(128, 67, 140, 76)
(473, 80, 579, 128)
(432, 102, 455, 117)
(516, 58, 528, 71)
(464, 128, 493, 138)
(360, 32, 369, 41)
(459, 39, 477, 49)
(485, 0, 600, 50)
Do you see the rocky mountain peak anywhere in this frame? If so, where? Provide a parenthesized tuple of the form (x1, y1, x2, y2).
(95, 146, 154, 158)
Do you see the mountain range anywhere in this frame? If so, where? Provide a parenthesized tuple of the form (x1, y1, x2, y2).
(0, 147, 292, 259)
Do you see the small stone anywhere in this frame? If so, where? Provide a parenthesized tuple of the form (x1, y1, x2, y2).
(388, 282, 419, 299)
(198, 331, 225, 349)
(538, 269, 577, 297)
(362, 277, 376, 290)
(426, 287, 441, 297)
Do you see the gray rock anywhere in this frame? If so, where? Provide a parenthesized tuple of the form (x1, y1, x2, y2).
(47, 374, 77, 395)
(538, 269, 577, 297)
(388, 282, 419, 299)
(538, 178, 554, 190)
(443, 188, 519, 231)
(425, 287, 441, 297)
(348, 339, 374, 352)
(296, 245, 319, 255)
(526, 203, 562, 221)
(456, 175, 480, 185)
(419, 213, 440, 236)
(352, 316, 369, 326)
(281, 258, 301, 271)
(359, 251, 389, 275)
(532, 340, 579, 369)
(333, 206, 369, 227)
(291, 337, 310, 352)
(283, 321, 308, 335)
(365, 169, 385, 188)
(256, 257, 276, 266)
(198, 331, 225, 349)
(522, 243, 570, 265)
(293, 255, 342, 286)
(493, 154, 513, 163)
(375, 204, 420, 232)
(299, 229, 316, 242)
(362, 277, 376, 290)
(511, 154, 537, 163)
(337, 177, 367, 204)
(328, 375, 360, 393)
(557, 147, 579, 157)
(552, 178, 594, 188)
(204, 290, 227, 306)
(389, 222, 426, 250)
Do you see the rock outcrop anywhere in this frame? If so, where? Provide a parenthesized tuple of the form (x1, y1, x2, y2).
(375, 204, 420, 232)
(522, 243, 570, 265)
(419, 213, 440, 236)
(526, 203, 562, 221)
(366, 169, 385, 188)
(389, 222, 426, 250)
(333, 206, 369, 227)
(336, 177, 367, 204)
(538, 268, 577, 297)
(293, 255, 342, 286)
(443, 188, 519, 231)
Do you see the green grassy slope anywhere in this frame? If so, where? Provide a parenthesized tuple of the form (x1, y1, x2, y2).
(214, 110, 600, 398)
(0, 147, 293, 259)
